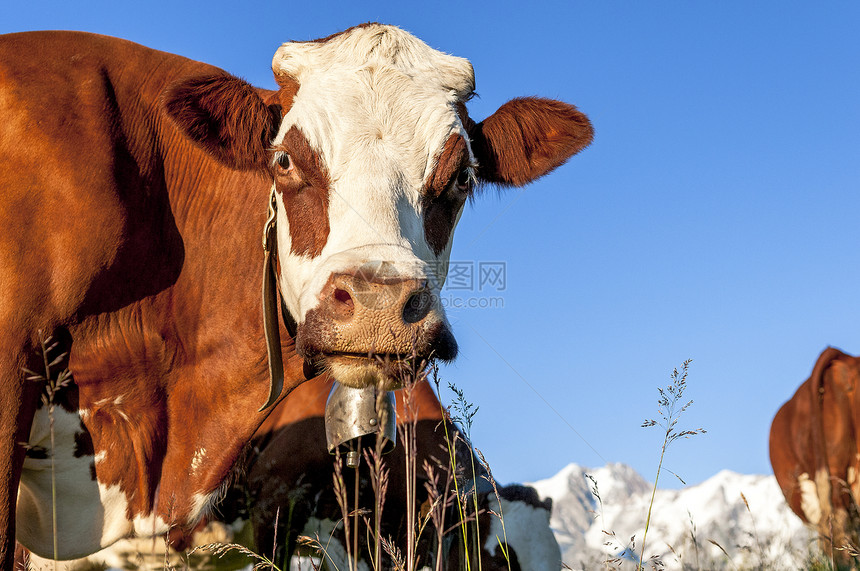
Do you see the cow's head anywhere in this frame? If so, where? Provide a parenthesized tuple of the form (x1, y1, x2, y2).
(166, 24, 592, 390)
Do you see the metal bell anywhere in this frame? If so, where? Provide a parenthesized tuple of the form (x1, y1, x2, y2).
(324, 382, 396, 467)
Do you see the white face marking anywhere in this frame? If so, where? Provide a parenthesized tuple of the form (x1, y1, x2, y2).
(270, 25, 475, 323)
(484, 496, 561, 569)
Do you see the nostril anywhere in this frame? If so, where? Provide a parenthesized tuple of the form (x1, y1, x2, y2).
(334, 288, 354, 309)
(403, 289, 433, 324)
(331, 287, 356, 321)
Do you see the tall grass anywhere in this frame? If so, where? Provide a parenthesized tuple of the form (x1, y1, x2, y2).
(438, 376, 485, 571)
(25, 355, 843, 571)
(198, 354, 507, 571)
(637, 359, 706, 570)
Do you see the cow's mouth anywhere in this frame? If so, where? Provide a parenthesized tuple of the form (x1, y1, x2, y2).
(308, 351, 434, 390)
(295, 312, 458, 389)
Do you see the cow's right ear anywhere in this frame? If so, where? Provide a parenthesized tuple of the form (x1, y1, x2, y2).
(164, 74, 282, 171)
(468, 97, 593, 187)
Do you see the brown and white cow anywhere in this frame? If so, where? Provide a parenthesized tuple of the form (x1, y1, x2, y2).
(770, 347, 860, 563)
(0, 24, 591, 565)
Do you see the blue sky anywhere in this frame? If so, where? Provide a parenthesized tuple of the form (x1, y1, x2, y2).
(6, 2, 859, 489)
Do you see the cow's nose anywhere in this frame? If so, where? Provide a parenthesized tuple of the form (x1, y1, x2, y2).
(328, 272, 433, 328)
(296, 265, 458, 364)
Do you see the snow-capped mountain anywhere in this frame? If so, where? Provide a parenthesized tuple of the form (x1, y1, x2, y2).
(529, 463, 815, 570)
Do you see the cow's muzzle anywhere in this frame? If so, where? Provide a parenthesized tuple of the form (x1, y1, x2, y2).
(296, 264, 457, 389)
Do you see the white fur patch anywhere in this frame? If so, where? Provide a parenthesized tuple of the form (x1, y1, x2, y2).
(190, 447, 207, 476)
(17, 405, 176, 560)
(190, 491, 215, 520)
(270, 24, 475, 323)
(189, 476, 232, 525)
(132, 510, 169, 537)
(22, 552, 85, 571)
(484, 496, 562, 569)
(17, 406, 136, 559)
(799, 471, 822, 524)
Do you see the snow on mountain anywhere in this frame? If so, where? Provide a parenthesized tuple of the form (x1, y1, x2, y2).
(529, 463, 815, 570)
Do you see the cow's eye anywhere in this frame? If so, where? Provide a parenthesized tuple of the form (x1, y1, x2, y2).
(275, 152, 294, 172)
(454, 168, 472, 193)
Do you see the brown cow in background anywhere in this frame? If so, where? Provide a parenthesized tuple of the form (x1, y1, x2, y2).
(770, 347, 860, 565)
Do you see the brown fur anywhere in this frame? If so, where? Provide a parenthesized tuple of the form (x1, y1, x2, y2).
(274, 126, 331, 257)
(272, 73, 300, 109)
(423, 134, 470, 255)
(163, 74, 282, 172)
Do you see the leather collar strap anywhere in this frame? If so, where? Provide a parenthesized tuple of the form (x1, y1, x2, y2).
(260, 187, 289, 411)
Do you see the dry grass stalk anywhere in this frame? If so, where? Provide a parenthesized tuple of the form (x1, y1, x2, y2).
(475, 448, 512, 571)
(638, 359, 705, 570)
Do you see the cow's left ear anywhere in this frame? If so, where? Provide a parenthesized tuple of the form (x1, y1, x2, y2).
(164, 74, 282, 171)
(468, 97, 593, 187)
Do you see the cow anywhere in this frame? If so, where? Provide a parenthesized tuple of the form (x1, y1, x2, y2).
(770, 347, 860, 565)
(0, 23, 592, 567)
